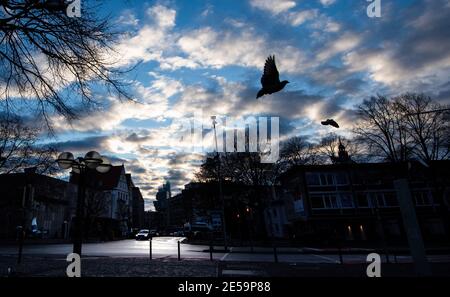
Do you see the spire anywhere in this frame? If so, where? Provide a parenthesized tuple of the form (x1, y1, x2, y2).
(331, 138, 352, 164)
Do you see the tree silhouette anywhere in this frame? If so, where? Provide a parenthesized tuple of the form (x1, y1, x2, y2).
(0, 114, 56, 173)
(354, 94, 450, 163)
(0, 0, 131, 124)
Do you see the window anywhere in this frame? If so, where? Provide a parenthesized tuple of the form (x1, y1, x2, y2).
(324, 195, 338, 208)
(384, 193, 398, 207)
(320, 174, 327, 185)
(308, 173, 338, 186)
(306, 173, 320, 185)
(357, 193, 370, 208)
(340, 194, 354, 208)
(414, 192, 433, 206)
(335, 173, 348, 185)
(374, 193, 385, 207)
(373, 193, 398, 208)
(311, 195, 325, 209)
(326, 174, 334, 185)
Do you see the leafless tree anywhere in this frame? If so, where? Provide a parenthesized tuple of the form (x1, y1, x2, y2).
(0, 0, 131, 124)
(394, 93, 450, 163)
(354, 94, 449, 163)
(0, 114, 56, 173)
(84, 189, 108, 238)
(354, 95, 414, 162)
(279, 136, 321, 167)
(196, 152, 277, 186)
(316, 133, 364, 163)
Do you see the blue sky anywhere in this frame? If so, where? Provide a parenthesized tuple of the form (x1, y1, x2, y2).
(33, 0, 450, 209)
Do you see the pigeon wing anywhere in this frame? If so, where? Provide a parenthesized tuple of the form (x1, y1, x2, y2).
(331, 120, 340, 128)
(260, 55, 280, 88)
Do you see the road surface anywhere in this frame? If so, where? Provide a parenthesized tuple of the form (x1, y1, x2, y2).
(1, 237, 450, 264)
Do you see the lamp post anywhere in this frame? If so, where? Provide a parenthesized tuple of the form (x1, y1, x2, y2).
(211, 116, 228, 251)
(57, 151, 111, 256)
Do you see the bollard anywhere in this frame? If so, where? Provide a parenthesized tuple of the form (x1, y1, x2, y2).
(338, 247, 344, 264)
(209, 243, 213, 261)
(17, 226, 24, 264)
(177, 240, 181, 261)
(149, 238, 152, 261)
(273, 246, 278, 263)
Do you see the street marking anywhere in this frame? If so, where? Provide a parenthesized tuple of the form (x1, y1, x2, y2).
(221, 269, 263, 276)
(220, 253, 229, 261)
(312, 254, 340, 264)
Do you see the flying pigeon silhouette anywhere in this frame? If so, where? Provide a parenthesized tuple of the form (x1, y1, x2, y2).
(257, 55, 289, 99)
(321, 119, 340, 128)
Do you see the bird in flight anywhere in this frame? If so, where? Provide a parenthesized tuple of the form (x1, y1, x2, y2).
(321, 119, 340, 128)
(257, 55, 289, 99)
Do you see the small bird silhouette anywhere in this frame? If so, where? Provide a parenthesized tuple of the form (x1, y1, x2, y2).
(321, 119, 340, 128)
(257, 55, 289, 99)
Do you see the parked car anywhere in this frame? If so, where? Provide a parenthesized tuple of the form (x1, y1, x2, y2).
(149, 229, 159, 237)
(135, 229, 150, 240)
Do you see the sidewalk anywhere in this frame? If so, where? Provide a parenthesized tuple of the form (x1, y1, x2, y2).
(1, 255, 217, 277)
(2, 255, 450, 277)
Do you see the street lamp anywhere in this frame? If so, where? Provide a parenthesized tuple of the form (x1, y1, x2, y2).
(211, 116, 228, 251)
(57, 151, 112, 256)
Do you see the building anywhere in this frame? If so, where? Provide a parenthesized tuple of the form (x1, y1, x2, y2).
(70, 165, 132, 239)
(167, 193, 193, 227)
(126, 174, 145, 230)
(143, 210, 164, 231)
(154, 181, 171, 212)
(0, 169, 76, 239)
(131, 187, 145, 230)
(264, 186, 289, 238)
(179, 182, 270, 240)
(153, 181, 171, 230)
(276, 159, 450, 245)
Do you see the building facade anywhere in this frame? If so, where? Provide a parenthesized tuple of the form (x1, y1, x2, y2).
(70, 165, 134, 239)
(276, 160, 450, 245)
(0, 170, 76, 239)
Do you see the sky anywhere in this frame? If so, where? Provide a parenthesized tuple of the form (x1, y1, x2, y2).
(32, 0, 450, 210)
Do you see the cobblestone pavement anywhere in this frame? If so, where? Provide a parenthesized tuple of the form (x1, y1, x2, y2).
(0, 255, 217, 277)
(2, 255, 450, 277)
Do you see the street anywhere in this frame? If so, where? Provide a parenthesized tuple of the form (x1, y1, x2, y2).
(1, 237, 450, 264)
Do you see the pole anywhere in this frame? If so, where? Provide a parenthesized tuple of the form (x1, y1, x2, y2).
(406, 108, 450, 116)
(394, 178, 431, 276)
(149, 238, 152, 261)
(73, 167, 85, 256)
(248, 219, 254, 253)
(17, 185, 27, 264)
(212, 117, 228, 252)
(273, 246, 278, 263)
(17, 226, 24, 264)
(375, 207, 390, 263)
(209, 242, 213, 261)
(209, 231, 214, 261)
(177, 240, 181, 261)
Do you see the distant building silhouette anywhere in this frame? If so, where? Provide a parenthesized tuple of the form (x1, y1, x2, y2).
(274, 161, 450, 244)
(0, 170, 76, 239)
(331, 139, 354, 164)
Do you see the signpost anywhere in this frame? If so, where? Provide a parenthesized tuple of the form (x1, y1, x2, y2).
(394, 178, 432, 276)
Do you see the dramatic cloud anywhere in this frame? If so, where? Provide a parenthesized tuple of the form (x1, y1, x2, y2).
(36, 1, 450, 209)
(319, 0, 336, 7)
(250, 0, 297, 15)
